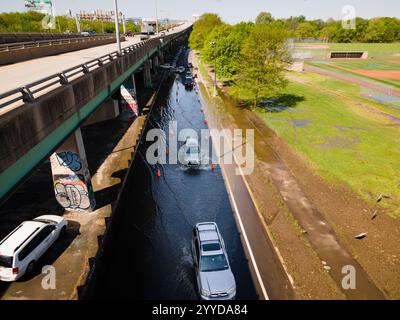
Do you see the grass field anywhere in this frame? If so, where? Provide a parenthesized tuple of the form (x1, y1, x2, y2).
(306, 59, 400, 88)
(293, 42, 400, 59)
(255, 71, 400, 217)
(294, 42, 400, 88)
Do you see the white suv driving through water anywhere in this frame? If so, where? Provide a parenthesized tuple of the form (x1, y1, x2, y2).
(183, 138, 201, 168)
(192, 222, 236, 300)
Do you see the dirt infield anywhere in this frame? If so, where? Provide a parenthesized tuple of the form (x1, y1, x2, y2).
(354, 70, 400, 79)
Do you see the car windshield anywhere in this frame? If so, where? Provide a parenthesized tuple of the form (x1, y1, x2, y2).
(0, 255, 13, 268)
(33, 219, 54, 224)
(200, 254, 229, 272)
(186, 146, 199, 155)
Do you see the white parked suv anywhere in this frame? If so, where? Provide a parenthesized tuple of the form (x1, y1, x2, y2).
(192, 222, 236, 300)
(0, 215, 67, 282)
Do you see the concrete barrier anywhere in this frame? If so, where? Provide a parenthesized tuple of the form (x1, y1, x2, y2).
(0, 36, 126, 65)
(0, 32, 110, 44)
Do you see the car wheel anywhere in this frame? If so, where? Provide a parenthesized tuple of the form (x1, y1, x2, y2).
(27, 261, 35, 274)
(60, 226, 67, 237)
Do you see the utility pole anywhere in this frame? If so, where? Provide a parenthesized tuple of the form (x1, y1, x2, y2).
(155, 0, 159, 34)
(113, 0, 121, 54)
(122, 14, 126, 34)
(75, 14, 81, 32)
(211, 40, 217, 97)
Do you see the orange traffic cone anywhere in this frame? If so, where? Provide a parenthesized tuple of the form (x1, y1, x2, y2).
(156, 169, 161, 178)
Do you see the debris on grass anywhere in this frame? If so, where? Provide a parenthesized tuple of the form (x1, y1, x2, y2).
(355, 232, 367, 239)
(377, 193, 391, 203)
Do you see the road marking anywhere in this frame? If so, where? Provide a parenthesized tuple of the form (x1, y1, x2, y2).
(219, 156, 270, 300)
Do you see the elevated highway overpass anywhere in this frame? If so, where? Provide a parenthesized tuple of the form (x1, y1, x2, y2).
(0, 22, 192, 207)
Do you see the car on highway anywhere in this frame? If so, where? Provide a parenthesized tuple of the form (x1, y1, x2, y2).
(183, 138, 201, 167)
(160, 63, 173, 70)
(176, 66, 185, 73)
(185, 75, 194, 89)
(140, 34, 150, 41)
(192, 222, 236, 300)
(0, 215, 67, 282)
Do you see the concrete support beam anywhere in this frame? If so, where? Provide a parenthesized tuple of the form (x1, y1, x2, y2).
(83, 98, 120, 126)
(50, 128, 96, 212)
(152, 55, 159, 73)
(158, 50, 165, 65)
(143, 60, 152, 88)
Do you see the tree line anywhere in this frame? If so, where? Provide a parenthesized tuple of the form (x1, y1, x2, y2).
(255, 11, 400, 43)
(189, 12, 399, 108)
(0, 11, 139, 33)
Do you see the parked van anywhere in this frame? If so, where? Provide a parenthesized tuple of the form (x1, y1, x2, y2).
(0, 215, 67, 282)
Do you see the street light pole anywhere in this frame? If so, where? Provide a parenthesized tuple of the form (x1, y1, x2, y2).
(211, 40, 217, 97)
(113, 0, 121, 54)
(155, 0, 159, 34)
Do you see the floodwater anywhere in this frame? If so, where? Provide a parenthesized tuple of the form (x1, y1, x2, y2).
(92, 49, 258, 300)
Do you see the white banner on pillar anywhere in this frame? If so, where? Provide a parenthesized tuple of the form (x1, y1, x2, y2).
(120, 85, 138, 116)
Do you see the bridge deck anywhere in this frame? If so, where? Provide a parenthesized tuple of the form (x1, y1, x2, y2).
(0, 23, 190, 95)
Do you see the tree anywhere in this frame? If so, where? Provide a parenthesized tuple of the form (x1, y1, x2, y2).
(189, 13, 223, 50)
(295, 22, 319, 39)
(201, 22, 253, 78)
(234, 24, 291, 108)
(256, 12, 274, 24)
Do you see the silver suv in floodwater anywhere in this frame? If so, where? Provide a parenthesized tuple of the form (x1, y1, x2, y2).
(192, 222, 236, 300)
(183, 138, 200, 168)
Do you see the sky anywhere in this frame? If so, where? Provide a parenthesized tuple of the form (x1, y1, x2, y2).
(1, 0, 399, 23)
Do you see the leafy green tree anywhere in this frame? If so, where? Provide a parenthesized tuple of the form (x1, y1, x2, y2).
(285, 15, 306, 31)
(295, 22, 319, 38)
(189, 13, 223, 50)
(233, 24, 291, 107)
(255, 12, 274, 24)
(201, 22, 253, 78)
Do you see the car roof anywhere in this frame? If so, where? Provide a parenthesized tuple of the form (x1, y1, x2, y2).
(0, 221, 44, 256)
(186, 138, 198, 146)
(197, 223, 220, 242)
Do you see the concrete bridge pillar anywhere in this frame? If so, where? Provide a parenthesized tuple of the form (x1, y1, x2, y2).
(83, 98, 120, 126)
(50, 128, 96, 212)
(158, 50, 165, 65)
(143, 60, 152, 88)
(153, 55, 159, 72)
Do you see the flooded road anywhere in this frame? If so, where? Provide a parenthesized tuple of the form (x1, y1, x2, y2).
(92, 49, 258, 299)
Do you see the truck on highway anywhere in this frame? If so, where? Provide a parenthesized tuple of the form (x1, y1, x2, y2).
(141, 19, 157, 35)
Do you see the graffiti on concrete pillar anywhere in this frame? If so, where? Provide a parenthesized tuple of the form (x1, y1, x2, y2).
(54, 175, 91, 210)
(120, 84, 138, 116)
(50, 150, 96, 212)
(56, 151, 82, 172)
